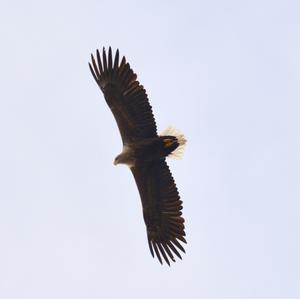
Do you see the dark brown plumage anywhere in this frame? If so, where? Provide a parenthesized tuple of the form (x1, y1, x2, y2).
(89, 47, 186, 265)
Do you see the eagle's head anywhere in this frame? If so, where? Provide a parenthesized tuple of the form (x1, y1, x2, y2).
(113, 155, 121, 165)
(113, 151, 135, 167)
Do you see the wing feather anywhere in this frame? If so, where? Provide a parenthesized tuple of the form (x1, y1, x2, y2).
(102, 47, 108, 73)
(89, 62, 97, 82)
(153, 242, 163, 264)
(113, 49, 119, 71)
(108, 47, 113, 71)
(131, 160, 186, 265)
(96, 49, 103, 74)
(91, 54, 100, 78)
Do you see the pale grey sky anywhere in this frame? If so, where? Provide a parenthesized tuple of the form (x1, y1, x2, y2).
(1, 0, 299, 298)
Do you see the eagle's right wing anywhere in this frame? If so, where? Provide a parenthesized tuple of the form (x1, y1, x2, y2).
(131, 160, 186, 265)
(89, 47, 157, 144)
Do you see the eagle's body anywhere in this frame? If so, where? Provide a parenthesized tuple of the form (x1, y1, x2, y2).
(114, 135, 181, 167)
(89, 47, 187, 265)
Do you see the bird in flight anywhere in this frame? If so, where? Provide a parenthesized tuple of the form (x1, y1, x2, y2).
(89, 47, 187, 265)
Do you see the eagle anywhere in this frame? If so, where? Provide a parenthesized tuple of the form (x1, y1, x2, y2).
(89, 47, 187, 265)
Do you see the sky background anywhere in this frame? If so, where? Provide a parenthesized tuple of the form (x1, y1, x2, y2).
(1, 0, 300, 298)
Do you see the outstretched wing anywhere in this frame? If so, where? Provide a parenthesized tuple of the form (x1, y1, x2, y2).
(131, 160, 186, 265)
(89, 47, 157, 143)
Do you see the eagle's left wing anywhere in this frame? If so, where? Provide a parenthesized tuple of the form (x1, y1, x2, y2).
(131, 160, 186, 265)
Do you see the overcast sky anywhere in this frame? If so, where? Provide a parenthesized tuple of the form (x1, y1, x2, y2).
(1, 0, 299, 298)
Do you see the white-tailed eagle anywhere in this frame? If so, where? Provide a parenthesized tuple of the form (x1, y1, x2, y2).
(89, 47, 187, 265)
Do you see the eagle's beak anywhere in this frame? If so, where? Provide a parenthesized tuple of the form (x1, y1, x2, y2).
(113, 158, 118, 166)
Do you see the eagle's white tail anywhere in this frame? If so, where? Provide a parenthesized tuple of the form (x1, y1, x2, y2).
(160, 126, 187, 159)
